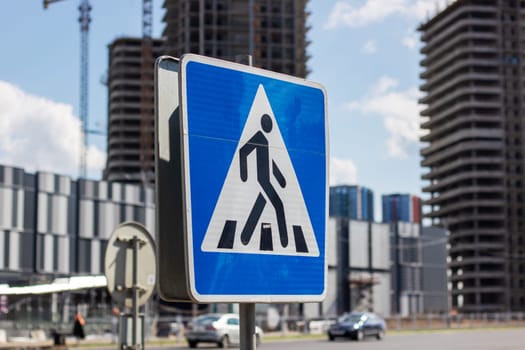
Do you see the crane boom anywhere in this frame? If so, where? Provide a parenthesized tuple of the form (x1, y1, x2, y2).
(44, 0, 91, 179)
(143, 0, 152, 38)
(78, 0, 91, 179)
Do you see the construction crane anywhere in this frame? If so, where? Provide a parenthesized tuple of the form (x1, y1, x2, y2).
(140, 0, 154, 185)
(44, 0, 91, 179)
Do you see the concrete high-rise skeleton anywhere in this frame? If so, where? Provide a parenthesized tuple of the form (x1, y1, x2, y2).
(104, 1, 310, 184)
(419, 0, 524, 312)
(103, 38, 164, 184)
(163, 0, 310, 78)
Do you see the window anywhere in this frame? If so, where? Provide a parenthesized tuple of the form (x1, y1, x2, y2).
(227, 318, 239, 326)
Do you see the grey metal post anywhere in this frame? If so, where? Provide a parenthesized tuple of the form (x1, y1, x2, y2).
(249, 0, 254, 57)
(132, 236, 140, 350)
(280, 304, 289, 336)
(239, 55, 256, 350)
(240, 303, 256, 350)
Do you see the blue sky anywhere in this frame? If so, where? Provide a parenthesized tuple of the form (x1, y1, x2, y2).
(0, 0, 450, 215)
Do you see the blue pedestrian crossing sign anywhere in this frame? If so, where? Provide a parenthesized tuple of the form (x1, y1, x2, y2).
(175, 54, 327, 302)
(200, 85, 320, 258)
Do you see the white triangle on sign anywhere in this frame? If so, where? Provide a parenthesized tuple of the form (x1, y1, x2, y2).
(201, 84, 320, 257)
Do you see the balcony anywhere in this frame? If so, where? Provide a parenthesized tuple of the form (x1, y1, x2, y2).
(108, 136, 140, 147)
(421, 128, 503, 157)
(421, 100, 501, 129)
(420, 5, 497, 41)
(421, 114, 501, 143)
(449, 286, 506, 294)
(449, 256, 505, 268)
(422, 156, 503, 180)
(420, 72, 500, 104)
(421, 44, 498, 68)
(423, 87, 501, 119)
(423, 170, 504, 192)
(111, 43, 142, 55)
(109, 78, 142, 90)
(111, 55, 142, 66)
(421, 140, 502, 167)
(421, 33, 498, 75)
(432, 213, 504, 227)
(422, 17, 498, 55)
(424, 185, 504, 205)
(448, 228, 505, 239)
(425, 199, 504, 217)
(108, 101, 141, 110)
(109, 90, 141, 101)
(105, 171, 142, 183)
(109, 110, 140, 118)
(421, 56, 498, 86)
(107, 148, 141, 158)
(105, 159, 141, 168)
(448, 243, 505, 255)
(107, 124, 141, 134)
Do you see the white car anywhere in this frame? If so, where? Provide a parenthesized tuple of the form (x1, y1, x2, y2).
(308, 318, 336, 334)
(185, 313, 264, 348)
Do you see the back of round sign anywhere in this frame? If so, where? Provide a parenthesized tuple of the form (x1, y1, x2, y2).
(104, 221, 157, 308)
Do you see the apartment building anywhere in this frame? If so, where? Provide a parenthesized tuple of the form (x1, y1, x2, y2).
(419, 0, 525, 312)
(103, 37, 164, 184)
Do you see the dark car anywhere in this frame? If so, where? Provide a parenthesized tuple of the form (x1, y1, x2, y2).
(327, 312, 386, 341)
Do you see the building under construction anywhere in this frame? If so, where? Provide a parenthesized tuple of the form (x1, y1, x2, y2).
(103, 37, 164, 184)
(104, 0, 310, 184)
(419, 0, 525, 312)
(163, 0, 310, 78)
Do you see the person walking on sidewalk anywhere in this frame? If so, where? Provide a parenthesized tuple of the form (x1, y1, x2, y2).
(73, 312, 86, 342)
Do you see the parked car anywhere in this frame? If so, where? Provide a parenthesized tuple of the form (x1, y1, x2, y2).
(185, 313, 264, 348)
(308, 318, 336, 334)
(327, 312, 386, 341)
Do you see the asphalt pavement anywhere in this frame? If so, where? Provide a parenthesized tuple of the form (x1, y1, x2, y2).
(123, 328, 525, 350)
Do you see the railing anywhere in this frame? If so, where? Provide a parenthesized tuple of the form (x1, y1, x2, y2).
(386, 312, 525, 331)
(1, 311, 525, 342)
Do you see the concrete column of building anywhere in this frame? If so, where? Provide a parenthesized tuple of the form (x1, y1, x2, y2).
(199, 0, 204, 54)
(337, 218, 350, 314)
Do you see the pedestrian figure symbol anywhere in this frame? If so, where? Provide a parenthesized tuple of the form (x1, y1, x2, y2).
(239, 114, 289, 249)
(201, 84, 319, 257)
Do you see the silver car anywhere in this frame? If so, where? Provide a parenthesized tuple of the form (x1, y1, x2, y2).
(185, 313, 263, 348)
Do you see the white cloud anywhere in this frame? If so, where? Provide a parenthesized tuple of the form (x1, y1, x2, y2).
(362, 40, 377, 54)
(373, 76, 398, 94)
(0, 81, 105, 178)
(325, 0, 454, 29)
(86, 144, 107, 174)
(344, 76, 423, 158)
(330, 157, 358, 186)
(402, 33, 418, 50)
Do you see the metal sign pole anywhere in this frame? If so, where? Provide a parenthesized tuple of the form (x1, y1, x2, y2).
(132, 236, 140, 350)
(105, 223, 155, 350)
(239, 54, 256, 350)
(240, 303, 256, 350)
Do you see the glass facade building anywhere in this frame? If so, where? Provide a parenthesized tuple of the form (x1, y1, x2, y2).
(329, 185, 374, 221)
(382, 194, 421, 224)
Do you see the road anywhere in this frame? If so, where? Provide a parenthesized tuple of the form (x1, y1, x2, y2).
(146, 328, 525, 350)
